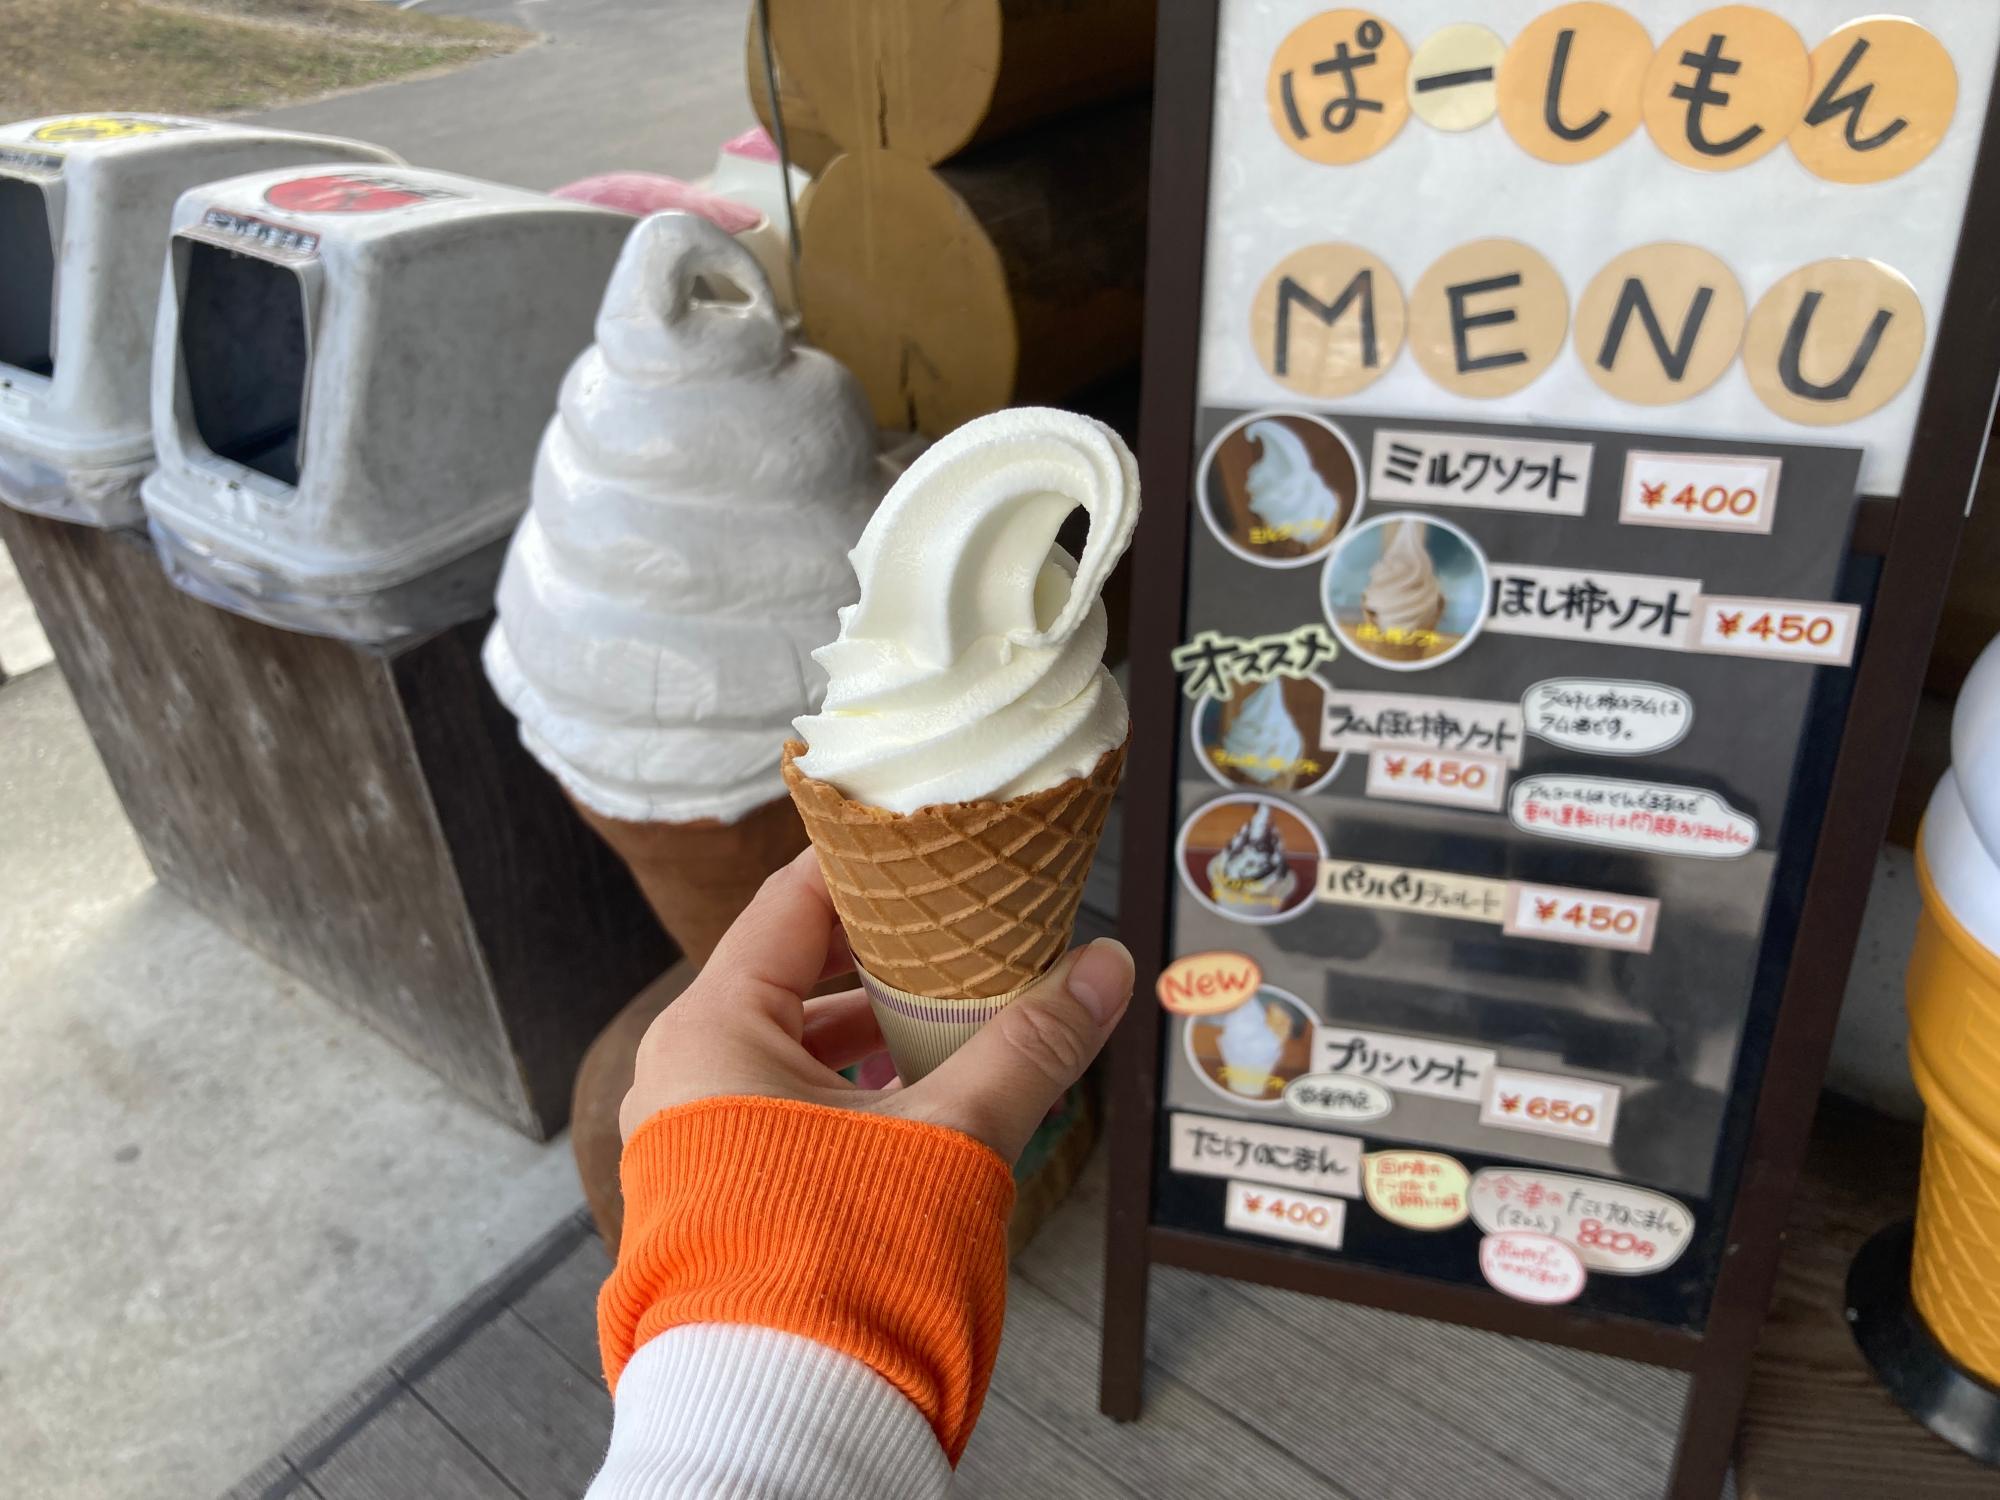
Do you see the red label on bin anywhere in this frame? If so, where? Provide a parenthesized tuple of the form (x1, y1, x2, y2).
(265, 174, 454, 214)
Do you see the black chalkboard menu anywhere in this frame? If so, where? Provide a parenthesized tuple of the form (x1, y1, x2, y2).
(1100, 6, 2000, 1496)
(1160, 414, 1860, 1331)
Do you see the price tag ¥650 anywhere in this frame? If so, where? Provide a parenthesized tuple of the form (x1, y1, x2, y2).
(1480, 1067, 1621, 1147)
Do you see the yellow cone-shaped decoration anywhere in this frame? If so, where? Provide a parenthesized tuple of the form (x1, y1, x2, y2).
(1907, 637, 2000, 1386)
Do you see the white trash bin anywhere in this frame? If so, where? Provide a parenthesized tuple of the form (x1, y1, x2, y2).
(0, 113, 397, 526)
(141, 165, 631, 644)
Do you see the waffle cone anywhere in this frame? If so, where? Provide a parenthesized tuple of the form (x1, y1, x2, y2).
(1905, 839, 2000, 1383)
(1910, 1116, 2000, 1385)
(781, 737, 1126, 1002)
(568, 791, 809, 967)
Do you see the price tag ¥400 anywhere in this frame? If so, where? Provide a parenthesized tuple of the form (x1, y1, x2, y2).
(1620, 452, 1781, 535)
(1224, 1179, 1347, 1250)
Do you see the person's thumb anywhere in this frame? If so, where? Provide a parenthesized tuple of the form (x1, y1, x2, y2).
(893, 938, 1134, 1162)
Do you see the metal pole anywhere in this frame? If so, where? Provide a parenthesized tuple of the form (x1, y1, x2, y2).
(754, 0, 802, 318)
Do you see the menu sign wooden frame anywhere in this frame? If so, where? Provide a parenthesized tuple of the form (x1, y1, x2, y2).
(1099, 5, 2000, 1495)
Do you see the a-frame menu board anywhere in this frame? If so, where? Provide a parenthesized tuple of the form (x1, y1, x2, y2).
(1099, 5, 2000, 1494)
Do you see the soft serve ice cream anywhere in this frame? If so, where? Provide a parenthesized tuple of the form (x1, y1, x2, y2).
(1216, 997, 1285, 1097)
(782, 407, 1137, 1066)
(484, 213, 891, 823)
(791, 407, 1140, 814)
(1244, 419, 1340, 545)
(1362, 518, 1446, 647)
(1220, 679, 1305, 787)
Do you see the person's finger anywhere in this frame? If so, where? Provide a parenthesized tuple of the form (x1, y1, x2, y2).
(694, 847, 838, 1030)
(798, 987, 884, 1072)
(892, 938, 1133, 1160)
(817, 920, 856, 986)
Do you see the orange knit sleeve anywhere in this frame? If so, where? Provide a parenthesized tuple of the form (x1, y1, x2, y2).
(597, 1096, 1015, 1464)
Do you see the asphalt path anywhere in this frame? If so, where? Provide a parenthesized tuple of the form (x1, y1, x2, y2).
(258, 0, 750, 190)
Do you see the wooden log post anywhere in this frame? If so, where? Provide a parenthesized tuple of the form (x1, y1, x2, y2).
(744, 6, 841, 177)
(799, 102, 1149, 436)
(767, 0, 1157, 167)
(0, 509, 671, 1139)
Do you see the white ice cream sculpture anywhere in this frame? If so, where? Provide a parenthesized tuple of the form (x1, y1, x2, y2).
(1924, 638, 2000, 955)
(484, 212, 893, 957)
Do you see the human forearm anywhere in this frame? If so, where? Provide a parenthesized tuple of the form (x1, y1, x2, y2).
(587, 1324, 949, 1499)
(586, 1096, 1015, 1498)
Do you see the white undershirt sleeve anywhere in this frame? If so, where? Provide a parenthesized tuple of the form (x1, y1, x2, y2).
(585, 1323, 953, 1499)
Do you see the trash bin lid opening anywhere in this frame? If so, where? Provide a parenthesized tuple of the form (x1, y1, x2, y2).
(0, 176, 58, 380)
(179, 239, 310, 490)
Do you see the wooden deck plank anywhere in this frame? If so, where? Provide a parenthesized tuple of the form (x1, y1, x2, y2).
(1736, 1098, 1999, 1499)
(1225, 1274, 1679, 1500)
(998, 1273, 1353, 1499)
(1020, 1150, 1637, 1499)
(956, 1385, 1144, 1500)
(1152, 1265, 1572, 1498)
(1521, 1335, 1692, 1434)
(227, 1088, 1937, 1500)
(260, 1368, 408, 1498)
(229, 1132, 1708, 1500)
(217, 1452, 317, 1500)
(309, 1389, 516, 1500)
(509, 1236, 615, 1382)
(405, 1308, 612, 1498)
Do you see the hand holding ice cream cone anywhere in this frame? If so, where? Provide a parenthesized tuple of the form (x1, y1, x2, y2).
(618, 847, 1135, 1163)
(603, 846, 1134, 1437)
(784, 406, 1141, 1080)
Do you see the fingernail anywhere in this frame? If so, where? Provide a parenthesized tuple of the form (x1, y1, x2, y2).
(1067, 939, 1134, 1026)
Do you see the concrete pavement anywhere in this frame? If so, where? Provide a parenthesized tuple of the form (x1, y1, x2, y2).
(259, 0, 752, 190)
(0, 667, 587, 1500)
(2, 9, 756, 1494)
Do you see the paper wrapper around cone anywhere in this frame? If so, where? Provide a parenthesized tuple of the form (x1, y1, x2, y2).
(568, 792, 809, 967)
(1905, 836, 2000, 1387)
(782, 737, 1126, 1082)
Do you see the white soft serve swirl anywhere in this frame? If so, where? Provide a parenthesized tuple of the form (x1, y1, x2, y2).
(485, 213, 889, 823)
(792, 408, 1139, 814)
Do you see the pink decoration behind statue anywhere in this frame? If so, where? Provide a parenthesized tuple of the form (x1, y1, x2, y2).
(720, 127, 781, 163)
(551, 172, 760, 235)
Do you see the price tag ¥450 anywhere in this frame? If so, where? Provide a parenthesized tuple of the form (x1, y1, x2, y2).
(1693, 595, 1861, 666)
(1365, 750, 1507, 811)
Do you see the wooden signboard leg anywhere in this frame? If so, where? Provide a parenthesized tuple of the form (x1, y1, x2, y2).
(1097, 1238, 1151, 1421)
(1099, 1008, 1158, 1420)
(1096, 0, 1220, 1425)
(1667, 1358, 1750, 1499)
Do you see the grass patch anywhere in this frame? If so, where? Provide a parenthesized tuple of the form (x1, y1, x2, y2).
(1, 0, 529, 119)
